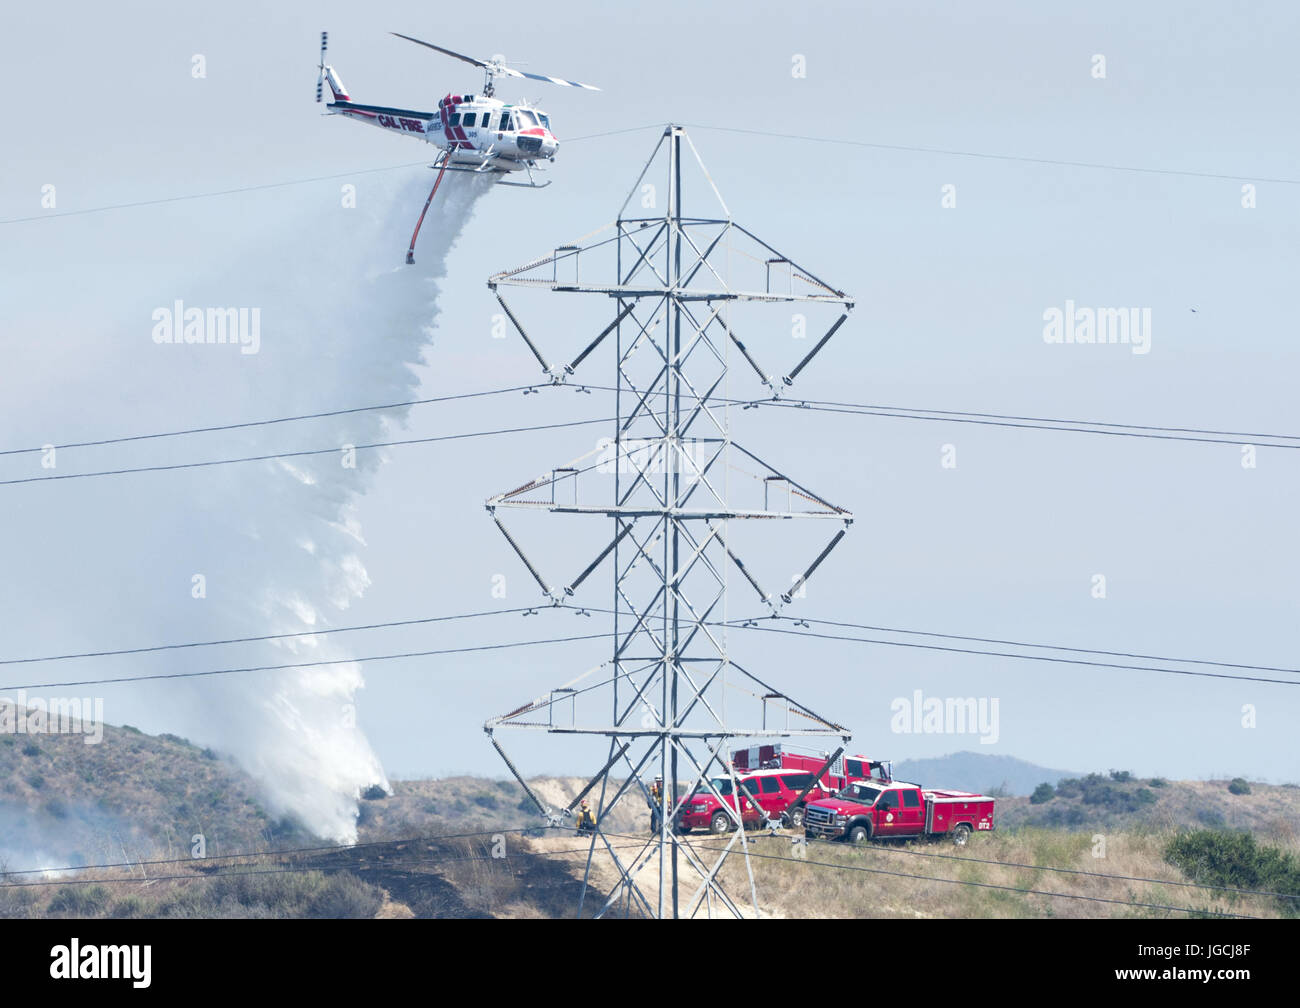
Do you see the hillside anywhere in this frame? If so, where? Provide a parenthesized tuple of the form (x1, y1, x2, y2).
(2, 719, 1296, 918)
(0, 718, 313, 874)
(999, 772, 1300, 838)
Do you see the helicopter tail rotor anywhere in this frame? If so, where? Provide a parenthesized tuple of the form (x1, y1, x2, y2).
(316, 31, 352, 103)
(316, 31, 327, 102)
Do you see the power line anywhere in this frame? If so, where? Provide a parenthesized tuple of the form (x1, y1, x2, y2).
(0, 840, 645, 890)
(573, 383, 1300, 449)
(679, 838, 1256, 918)
(722, 620, 1300, 687)
(0, 605, 542, 666)
(8, 602, 1293, 691)
(0, 630, 617, 692)
(26, 817, 1286, 903)
(755, 394, 1300, 445)
(655, 831, 1253, 918)
(0, 125, 665, 227)
(0, 416, 616, 486)
(0, 825, 542, 879)
(752, 398, 1300, 450)
(9, 379, 1293, 468)
(563, 124, 666, 143)
(754, 832, 1300, 903)
(0, 385, 538, 457)
(681, 122, 1300, 186)
(726, 615, 1300, 677)
(0, 161, 433, 225)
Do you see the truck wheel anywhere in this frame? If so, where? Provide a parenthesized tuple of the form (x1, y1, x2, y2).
(848, 824, 871, 845)
(788, 805, 806, 829)
(951, 823, 972, 846)
(710, 811, 732, 835)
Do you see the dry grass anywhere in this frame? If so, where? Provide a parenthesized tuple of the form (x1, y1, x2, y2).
(695, 826, 1294, 919)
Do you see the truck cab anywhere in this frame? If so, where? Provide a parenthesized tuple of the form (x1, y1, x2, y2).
(677, 768, 832, 834)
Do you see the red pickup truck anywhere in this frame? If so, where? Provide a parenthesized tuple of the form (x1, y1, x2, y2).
(676, 750, 893, 834)
(677, 768, 830, 834)
(803, 781, 995, 845)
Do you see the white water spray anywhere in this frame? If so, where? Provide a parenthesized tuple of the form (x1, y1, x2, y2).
(173, 172, 497, 842)
(0, 171, 493, 852)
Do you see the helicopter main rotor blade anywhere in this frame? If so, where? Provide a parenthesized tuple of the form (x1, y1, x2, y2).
(500, 66, 601, 91)
(390, 32, 488, 70)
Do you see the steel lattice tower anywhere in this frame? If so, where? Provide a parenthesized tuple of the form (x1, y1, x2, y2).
(484, 126, 855, 917)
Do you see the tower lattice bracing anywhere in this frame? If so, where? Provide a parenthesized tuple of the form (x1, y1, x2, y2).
(484, 126, 856, 918)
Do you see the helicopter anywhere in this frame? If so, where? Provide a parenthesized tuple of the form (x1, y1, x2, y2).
(316, 31, 600, 263)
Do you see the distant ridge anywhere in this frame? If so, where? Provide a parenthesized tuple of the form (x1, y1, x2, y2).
(893, 752, 1080, 796)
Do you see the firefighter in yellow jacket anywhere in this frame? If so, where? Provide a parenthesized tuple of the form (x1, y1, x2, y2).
(575, 799, 597, 836)
(649, 777, 664, 834)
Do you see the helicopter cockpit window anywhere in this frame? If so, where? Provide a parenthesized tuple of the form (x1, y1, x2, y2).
(462, 112, 477, 127)
(516, 110, 538, 129)
(500, 112, 513, 131)
(538, 113, 551, 131)
(448, 112, 461, 127)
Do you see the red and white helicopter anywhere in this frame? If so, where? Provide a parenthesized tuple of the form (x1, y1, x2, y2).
(316, 31, 599, 263)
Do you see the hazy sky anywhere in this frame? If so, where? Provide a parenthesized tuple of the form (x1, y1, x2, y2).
(3, 1, 1297, 790)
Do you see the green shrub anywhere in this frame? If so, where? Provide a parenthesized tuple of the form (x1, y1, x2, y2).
(109, 896, 146, 919)
(1030, 783, 1056, 805)
(1149, 777, 1168, 788)
(471, 793, 500, 810)
(1228, 778, 1251, 796)
(21, 743, 41, 758)
(1054, 777, 1081, 798)
(1110, 770, 1133, 783)
(1165, 830, 1300, 917)
(49, 885, 109, 917)
(307, 872, 382, 918)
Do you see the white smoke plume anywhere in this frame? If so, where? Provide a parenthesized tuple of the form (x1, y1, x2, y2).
(168, 171, 497, 842)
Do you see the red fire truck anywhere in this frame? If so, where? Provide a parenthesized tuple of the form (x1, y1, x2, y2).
(803, 780, 995, 846)
(676, 747, 891, 834)
(730, 745, 893, 791)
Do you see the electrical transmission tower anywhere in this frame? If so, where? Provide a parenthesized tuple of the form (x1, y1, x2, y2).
(483, 126, 855, 918)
